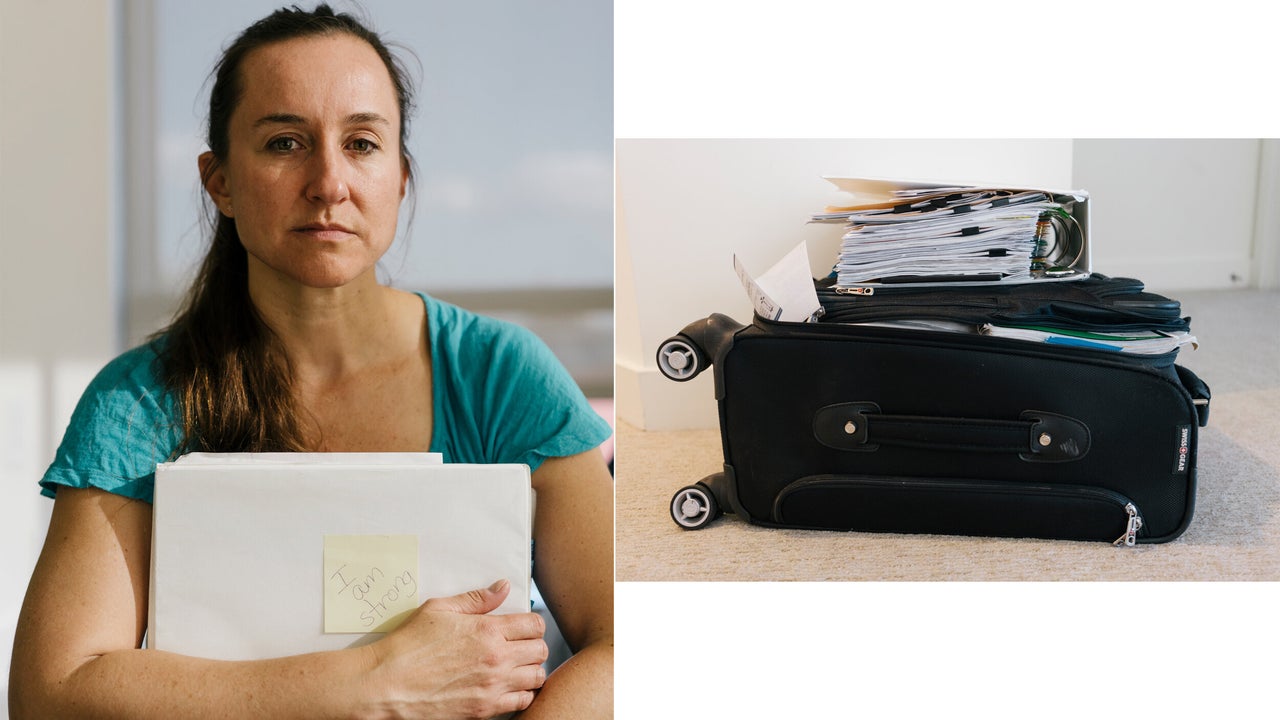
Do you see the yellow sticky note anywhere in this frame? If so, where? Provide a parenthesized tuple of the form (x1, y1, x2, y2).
(323, 534, 420, 633)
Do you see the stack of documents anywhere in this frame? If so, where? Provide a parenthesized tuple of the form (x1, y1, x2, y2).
(980, 325, 1199, 355)
(814, 188, 1062, 285)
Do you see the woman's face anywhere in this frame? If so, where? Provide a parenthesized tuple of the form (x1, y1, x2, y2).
(204, 33, 407, 290)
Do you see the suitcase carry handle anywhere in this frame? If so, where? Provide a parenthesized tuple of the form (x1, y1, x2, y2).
(1175, 364, 1211, 426)
(813, 402, 1091, 463)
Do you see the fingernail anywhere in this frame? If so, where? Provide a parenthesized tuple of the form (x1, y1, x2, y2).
(489, 579, 509, 592)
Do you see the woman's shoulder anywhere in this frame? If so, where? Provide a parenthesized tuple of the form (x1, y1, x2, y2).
(86, 338, 168, 401)
(41, 337, 180, 502)
(59, 337, 178, 436)
(417, 292, 543, 353)
(417, 292, 569, 401)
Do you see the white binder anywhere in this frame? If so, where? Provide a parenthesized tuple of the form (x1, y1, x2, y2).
(818, 176, 1092, 289)
(148, 453, 531, 661)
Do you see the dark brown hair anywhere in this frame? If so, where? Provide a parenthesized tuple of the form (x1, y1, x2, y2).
(157, 3, 416, 453)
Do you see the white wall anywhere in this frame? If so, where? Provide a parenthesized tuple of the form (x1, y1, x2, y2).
(1253, 140, 1280, 289)
(1071, 139, 1259, 293)
(615, 139, 1075, 430)
(0, 0, 120, 709)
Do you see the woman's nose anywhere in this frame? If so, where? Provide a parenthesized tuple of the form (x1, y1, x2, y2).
(304, 144, 350, 205)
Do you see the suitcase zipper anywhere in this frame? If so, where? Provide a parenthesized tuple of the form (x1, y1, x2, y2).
(929, 481, 1145, 545)
(757, 312, 1180, 370)
(774, 475, 1146, 545)
(1115, 502, 1143, 547)
(954, 481, 1144, 546)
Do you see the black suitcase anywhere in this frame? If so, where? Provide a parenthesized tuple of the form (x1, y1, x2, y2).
(658, 276, 1211, 545)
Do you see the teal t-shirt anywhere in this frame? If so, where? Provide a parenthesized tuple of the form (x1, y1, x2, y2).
(40, 293, 611, 503)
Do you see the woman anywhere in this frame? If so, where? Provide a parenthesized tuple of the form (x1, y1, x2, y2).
(9, 5, 613, 719)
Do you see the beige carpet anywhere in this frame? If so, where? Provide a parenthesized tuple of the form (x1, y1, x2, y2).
(614, 289, 1280, 581)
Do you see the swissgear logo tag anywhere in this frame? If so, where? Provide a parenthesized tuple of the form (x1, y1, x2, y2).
(1173, 425, 1191, 474)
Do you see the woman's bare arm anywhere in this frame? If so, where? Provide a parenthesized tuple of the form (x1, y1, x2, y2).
(9, 487, 547, 720)
(520, 450, 615, 718)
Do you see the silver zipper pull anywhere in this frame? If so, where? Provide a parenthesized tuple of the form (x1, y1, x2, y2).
(1113, 503, 1143, 547)
(835, 286, 875, 296)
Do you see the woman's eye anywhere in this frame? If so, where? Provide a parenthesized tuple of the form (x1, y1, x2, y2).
(350, 138, 379, 154)
(267, 137, 300, 153)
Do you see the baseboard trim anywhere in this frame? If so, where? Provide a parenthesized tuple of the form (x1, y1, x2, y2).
(615, 361, 718, 431)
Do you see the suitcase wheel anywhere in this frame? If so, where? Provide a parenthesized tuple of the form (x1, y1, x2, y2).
(656, 337, 706, 381)
(670, 482, 720, 530)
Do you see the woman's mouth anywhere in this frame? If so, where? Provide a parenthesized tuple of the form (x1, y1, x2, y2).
(293, 223, 355, 241)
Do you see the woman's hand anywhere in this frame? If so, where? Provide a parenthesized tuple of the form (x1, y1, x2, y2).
(359, 580, 550, 720)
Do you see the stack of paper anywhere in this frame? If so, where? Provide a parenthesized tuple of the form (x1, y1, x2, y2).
(980, 325, 1199, 355)
(816, 189, 1060, 285)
